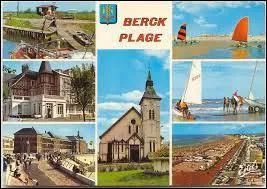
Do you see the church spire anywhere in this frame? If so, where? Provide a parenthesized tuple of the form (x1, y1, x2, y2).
(139, 70, 161, 105)
(146, 70, 153, 88)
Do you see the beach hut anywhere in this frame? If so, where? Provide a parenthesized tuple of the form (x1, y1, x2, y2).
(36, 5, 58, 16)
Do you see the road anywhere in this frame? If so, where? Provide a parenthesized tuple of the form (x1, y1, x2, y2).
(8, 160, 86, 186)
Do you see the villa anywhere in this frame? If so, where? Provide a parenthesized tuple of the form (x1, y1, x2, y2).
(3, 61, 94, 119)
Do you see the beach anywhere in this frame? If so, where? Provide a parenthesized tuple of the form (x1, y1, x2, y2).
(172, 99, 265, 122)
(172, 35, 265, 59)
(172, 135, 243, 186)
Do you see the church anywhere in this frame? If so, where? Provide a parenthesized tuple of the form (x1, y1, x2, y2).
(99, 70, 162, 163)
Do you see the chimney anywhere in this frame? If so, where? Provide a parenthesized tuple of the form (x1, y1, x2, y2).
(22, 64, 29, 73)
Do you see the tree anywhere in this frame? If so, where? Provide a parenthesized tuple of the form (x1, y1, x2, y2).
(3, 65, 16, 73)
(70, 63, 95, 122)
(3, 83, 11, 99)
(24, 8, 32, 13)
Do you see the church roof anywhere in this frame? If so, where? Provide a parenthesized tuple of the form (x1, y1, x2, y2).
(14, 127, 42, 135)
(39, 61, 53, 74)
(99, 107, 141, 139)
(139, 70, 161, 105)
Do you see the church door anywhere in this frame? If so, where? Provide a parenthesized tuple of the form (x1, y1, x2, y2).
(130, 145, 139, 162)
(107, 143, 112, 163)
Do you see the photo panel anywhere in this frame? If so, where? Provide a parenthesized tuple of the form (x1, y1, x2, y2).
(2, 60, 95, 123)
(2, 123, 96, 187)
(172, 123, 265, 187)
(97, 49, 170, 186)
(172, 60, 265, 122)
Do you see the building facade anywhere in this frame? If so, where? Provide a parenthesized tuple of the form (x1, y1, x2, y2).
(3, 136, 14, 155)
(99, 71, 162, 163)
(3, 61, 94, 119)
(13, 127, 88, 154)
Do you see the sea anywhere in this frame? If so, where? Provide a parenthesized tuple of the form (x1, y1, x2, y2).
(3, 39, 18, 59)
(172, 99, 265, 122)
(172, 134, 223, 147)
(192, 45, 265, 59)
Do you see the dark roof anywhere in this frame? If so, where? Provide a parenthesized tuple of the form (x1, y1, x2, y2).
(14, 127, 41, 135)
(10, 70, 38, 85)
(39, 61, 53, 74)
(36, 5, 58, 8)
(99, 107, 141, 139)
(139, 70, 161, 105)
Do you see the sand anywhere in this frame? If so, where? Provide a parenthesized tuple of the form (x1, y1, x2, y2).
(172, 35, 266, 59)
(172, 140, 244, 186)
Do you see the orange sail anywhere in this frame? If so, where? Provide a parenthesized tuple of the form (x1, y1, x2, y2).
(232, 17, 249, 42)
(177, 24, 186, 41)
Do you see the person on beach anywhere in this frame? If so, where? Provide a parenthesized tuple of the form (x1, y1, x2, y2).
(233, 90, 238, 97)
(223, 97, 226, 111)
(226, 97, 230, 113)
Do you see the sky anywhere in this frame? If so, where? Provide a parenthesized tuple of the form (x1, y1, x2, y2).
(173, 123, 265, 135)
(98, 50, 170, 142)
(172, 61, 265, 100)
(4, 60, 94, 74)
(173, 1, 265, 37)
(2, 123, 95, 143)
(3, 1, 95, 12)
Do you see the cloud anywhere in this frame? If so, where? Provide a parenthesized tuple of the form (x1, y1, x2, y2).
(132, 59, 145, 70)
(143, 50, 169, 59)
(194, 16, 217, 28)
(106, 90, 143, 102)
(174, 1, 258, 15)
(98, 102, 139, 111)
(173, 14, 184, 20)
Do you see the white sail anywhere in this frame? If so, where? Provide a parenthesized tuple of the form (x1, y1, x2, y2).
(182, 60, 202, 104)
(248, 91, 254, 100)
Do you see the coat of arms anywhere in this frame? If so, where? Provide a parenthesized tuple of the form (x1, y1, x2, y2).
(100, 4, 117, 25)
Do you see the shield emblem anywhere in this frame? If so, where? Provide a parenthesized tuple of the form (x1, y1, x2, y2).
(100, 4, 117, 25)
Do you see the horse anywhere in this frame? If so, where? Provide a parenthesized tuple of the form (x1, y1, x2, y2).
(231, 96, 244, 114)
(223, 97, 231, 113)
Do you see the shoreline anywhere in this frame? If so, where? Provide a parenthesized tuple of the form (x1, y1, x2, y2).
(172, 36, 265, 59)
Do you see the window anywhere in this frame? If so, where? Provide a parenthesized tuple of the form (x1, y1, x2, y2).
(149, 110, 151, 119)
(136, 125, 138, 133)
(152, 110, 155, 120)
(150, 141, 152, 152)
(121, 144, 123, 152)
(57, 104, 63, 114)
(128, 125, 131, 134)
(153, 142, 155, 152)
(31, 81, 34, 86)
(33, 104, 36, 114)
(18, 104, 22, 114)
(38, 103, 42, 114)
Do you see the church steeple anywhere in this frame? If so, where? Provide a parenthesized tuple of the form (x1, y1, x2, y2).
(139, 70, 161, 105)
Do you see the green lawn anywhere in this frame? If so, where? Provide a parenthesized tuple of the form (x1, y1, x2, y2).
(5, 18, 37, 29)
(79, 23, 95, 35)
(98, 170, 169, 186)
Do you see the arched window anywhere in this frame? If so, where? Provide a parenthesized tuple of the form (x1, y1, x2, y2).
(152, 110, 155, 120)
(136, 125, 138, 133)
(128, 125, 131, 134)
(153, 141, 156, 152)
(149, 110, 152, 119)
(149, 141, 152, 152)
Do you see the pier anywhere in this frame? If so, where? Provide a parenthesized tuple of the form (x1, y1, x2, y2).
(3, 25, 57, 40)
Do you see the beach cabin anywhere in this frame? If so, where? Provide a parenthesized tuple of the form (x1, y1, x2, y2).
(36, 5, 58, 16)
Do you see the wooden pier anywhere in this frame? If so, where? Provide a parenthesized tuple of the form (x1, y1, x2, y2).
(3, 25, 57, 40)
